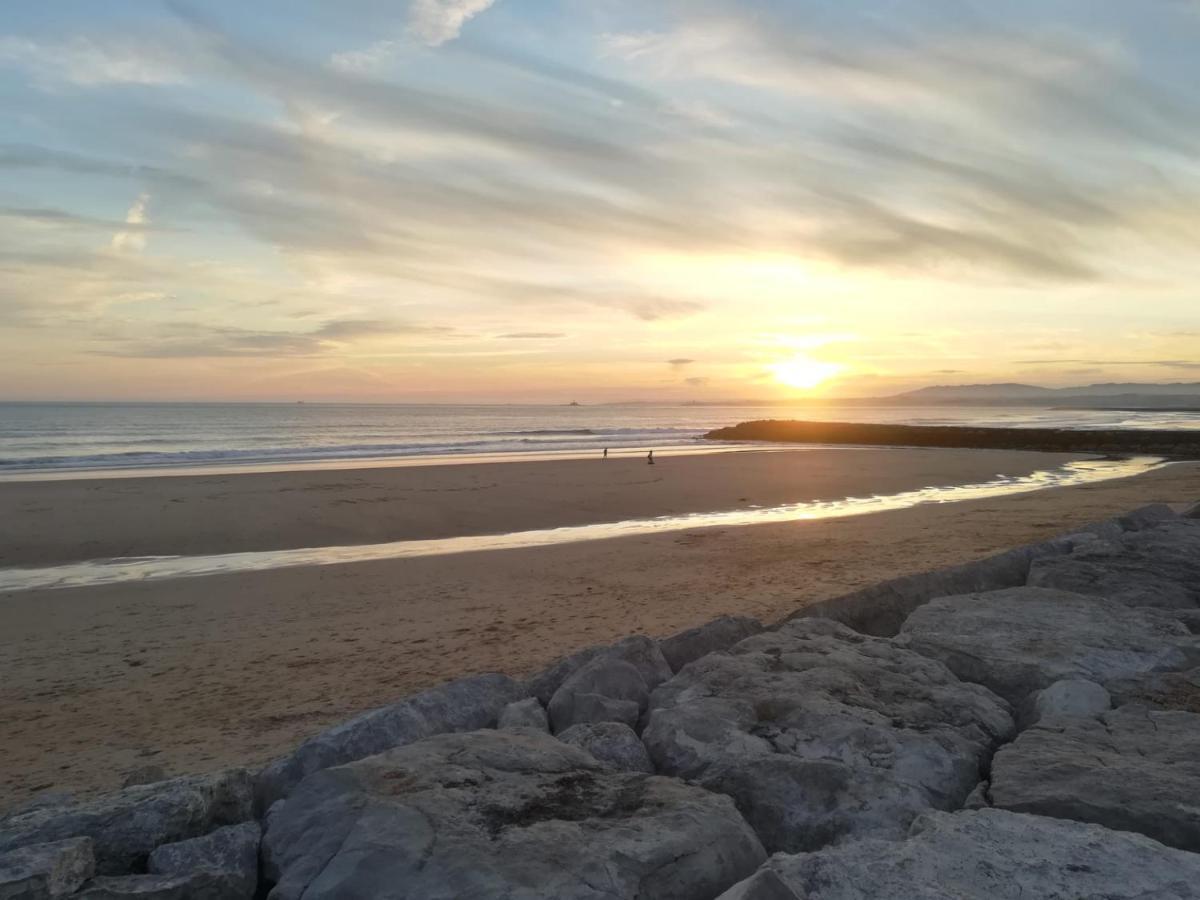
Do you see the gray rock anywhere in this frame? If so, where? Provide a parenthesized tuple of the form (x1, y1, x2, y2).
(1028, 521, 1200, 608)
(497, 698, 549, 732)
(556, 723, 654, 773)
(716, 809, 1200, 900)
(898, 587, 1200, 705)
(147, 822, 259, 900)
(548, 657, 648, 732)
(0, 838, 94, 899)
(962, 781, 990, 810)
(1182, 500, 1200, 519)
(75, 875, 192, 899)
(1107, 667, 1200, 713)
(525, 635, 672, 704)
(262, 728, 765, 900)
(254, 672, 522, 809)
(990, 704, 1200, 852)
(1117, 502, 1179, 530)
(659, 616, 763, 673)
(642, 618, 1013, 852)
(1024, 678, 1110, 725)
(0, 771, 252, 876)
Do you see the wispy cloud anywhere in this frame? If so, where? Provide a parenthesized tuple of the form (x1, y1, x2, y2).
(111, 193, 151, 253)
(408, 0, 497, 47)
(0, 36, 185, 86)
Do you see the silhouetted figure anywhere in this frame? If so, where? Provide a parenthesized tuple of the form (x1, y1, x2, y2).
(603, 448, 608, 459)
(647, 450, 655, 465)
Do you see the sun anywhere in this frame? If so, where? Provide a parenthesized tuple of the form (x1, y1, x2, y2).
(771, 354, 843, 390)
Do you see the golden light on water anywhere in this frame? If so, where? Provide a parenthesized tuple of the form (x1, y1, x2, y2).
(771, 354, 843, 390)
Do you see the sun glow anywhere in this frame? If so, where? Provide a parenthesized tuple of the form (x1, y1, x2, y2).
(771, 354, 843, 390)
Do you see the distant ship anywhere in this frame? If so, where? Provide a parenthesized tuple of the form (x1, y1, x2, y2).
(566, 401, 582, 406)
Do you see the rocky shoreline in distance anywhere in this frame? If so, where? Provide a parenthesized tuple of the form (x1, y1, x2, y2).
(3, 502, 1200, 898)
(705, 419, 1200, 458)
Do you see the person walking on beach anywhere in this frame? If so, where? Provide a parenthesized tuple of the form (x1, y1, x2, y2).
(647, 450, 655, 465)
(603, 447, 608, 459)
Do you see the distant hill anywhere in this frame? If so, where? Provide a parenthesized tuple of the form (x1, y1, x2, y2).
(875, 382, 1200, 409)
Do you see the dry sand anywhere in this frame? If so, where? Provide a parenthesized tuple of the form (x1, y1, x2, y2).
(1, 448, 1198, 808)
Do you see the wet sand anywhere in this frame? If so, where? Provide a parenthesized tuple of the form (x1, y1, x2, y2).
(1, 449, 1198, 808)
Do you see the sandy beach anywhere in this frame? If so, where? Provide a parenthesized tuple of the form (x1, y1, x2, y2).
(2, 448, 1199, 808)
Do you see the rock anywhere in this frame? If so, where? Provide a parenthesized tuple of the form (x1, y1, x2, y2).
(1182, 500, 1200, 519)
(497, 698, 548, 732)
(641, 618, 1013, 852)
(715, 809, 1200, 900)
(1107, 667, 1200, 713)
(262, 728, 765, 900)
(0, 838, 94, 899)
(74, 875, 192, 898)
(659, 616, 763, 673)
(254, 672, 522, 809)
(783, 543, 1049, 637)
(1027, 521, 1200, 608)
(962, 781, 990, 810)
(147, 822, 260, 899)
(547, 657, 648, 732)
(990, 704, 1200, 852)
(525, 635, 672, 704)
(120, 767, 166, 790)
(1117, 502, 1178, 530)
(556, 723, 654, 773)
(898, 587, 1200, 705)
(1024, 678, 1110, 726)
(0, 771, 253, 876)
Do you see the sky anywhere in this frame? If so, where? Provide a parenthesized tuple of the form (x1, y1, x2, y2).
(2, 0, 1199, 403)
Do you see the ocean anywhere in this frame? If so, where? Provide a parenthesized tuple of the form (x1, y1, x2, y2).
(0, 402, 1197, 476)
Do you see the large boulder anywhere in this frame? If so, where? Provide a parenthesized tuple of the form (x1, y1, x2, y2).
(1027, 520, 1200, 608)
(74, 875, 195, 898)
(497, 698, 549, 732)
(146, 822, 259, 899)
(990, 704, 1200, 852)
(547, 658, 648, 732)
(556, 723, 654, 773)
(525, 636, 672, 704)
(1023, 678, 1110, 726)
(0, 838, 94, 899)
(898, 587, 1200, 704)
(715, 809, 1200, 899)
(0, 771, 252, 876)
(255, 673, 523, 809)
(1107, 667, 1200, 713)
(659, 616, 763, 673)
(641, 618, 1013, 852)
(261, 728, 764, 900)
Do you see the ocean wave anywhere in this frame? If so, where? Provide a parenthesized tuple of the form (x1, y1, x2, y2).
(0, 431, 706, 472)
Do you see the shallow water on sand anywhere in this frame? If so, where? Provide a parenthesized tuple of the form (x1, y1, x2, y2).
(0, 455, 1165, 592)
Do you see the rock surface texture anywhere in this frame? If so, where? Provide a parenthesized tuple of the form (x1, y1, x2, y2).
(0, 772, 253, 876)
(255, 673, 523, 809)
(261, 728, 765, 900)
(146, 822, 260, 899)
(990, 705, 1200, 852)
(899, 586, 1200, 704)
(642, 618, 1013, 852)
(659, 616, 763, 673)
(716, 809, 1200, 900)
(0, 838, 94, 899)
(1028, 520, 1200, 608)
(525, 636, 672, 705)
(496, 698, 549, 732)
(555, 723, 654, 773)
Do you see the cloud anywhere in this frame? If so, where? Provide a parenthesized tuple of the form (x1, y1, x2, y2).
(111, 193, 151, 253)
(684, 376, 709, 387)
(407, 0, 497, 47)
(498, 332, 565, 339)
(667, 357, 695, 369)
(1018, 359, 1200, 369)
(0, 36, 184, 86)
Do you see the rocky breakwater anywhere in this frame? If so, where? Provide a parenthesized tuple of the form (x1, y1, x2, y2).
(3, 505, 1200, 898)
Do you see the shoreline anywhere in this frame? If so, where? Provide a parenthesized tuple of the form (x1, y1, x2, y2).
(2, 455, 1198, 806)
(0, 446, 1085, 568)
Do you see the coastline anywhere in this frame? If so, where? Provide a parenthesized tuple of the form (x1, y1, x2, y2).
(2, 450, 1198, 807)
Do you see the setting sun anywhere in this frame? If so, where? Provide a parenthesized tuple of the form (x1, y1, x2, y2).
(771, 354, 843, 390)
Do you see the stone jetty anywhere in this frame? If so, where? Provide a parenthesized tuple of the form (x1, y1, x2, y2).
(3, 503, 1199, 898)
